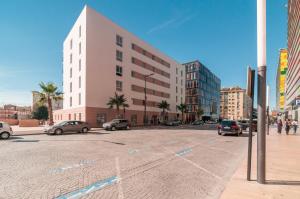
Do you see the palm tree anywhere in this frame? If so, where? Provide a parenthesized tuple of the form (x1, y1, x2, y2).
(107, 92, 127, 118)
(38, 82, 63, 125)
(196, 106, 204, 120)
(158, 100, 170, 122)
(122, 103, 129, 119)
(177, 103, 187, 123)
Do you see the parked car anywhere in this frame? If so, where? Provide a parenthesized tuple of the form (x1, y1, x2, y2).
(237, 119, 249, 130)
(45, 121, 90, 135)
(206, 120, 218, 124)
(192, 120, 204, 125)
(164, 119, 181, 126)
(0, 121, 13, 139)
(103, 119, 130, 131)
(217, 120, 242, 136)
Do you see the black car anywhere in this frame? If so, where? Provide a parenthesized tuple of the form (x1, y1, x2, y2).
(103, 119, 130, 131)
(217, 120, 242, 136)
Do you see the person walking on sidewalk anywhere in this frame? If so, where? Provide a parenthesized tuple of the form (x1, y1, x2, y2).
(285, 119, 291, 135)
(277, 119, 283, 134)
(292, 120, 298, 134)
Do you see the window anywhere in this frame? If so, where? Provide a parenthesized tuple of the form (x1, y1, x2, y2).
(176, 86, 178, 93)
(116, 50, 123, 61)
(70, 97, 72, 107)
(116, 35, 123, 47)
(70, 82, 72, 92)
(70, 54, 72, 64)
(181, 70, 183, 77)
(176, 96, 178, 103)
(79, 25, 81, 37)
(176, 77, 178, 84)
(70, 68, 72, 78)
(79, 76, 81, 88)
(70, 39, 73, 49)
(116, 81, 122, 91)
(116, 65, 122, 76)
(79, 42, 81, 54)
(79, 93, 81, 105)
(79, 59, 81, 71)
(74, 113, 76, 120)
(176, 68, 178, 75)
(79, 113, 82, 121)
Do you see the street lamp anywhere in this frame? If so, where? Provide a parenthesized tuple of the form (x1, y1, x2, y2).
(144, 73, 154, 125)
(257, 0, 266, 184)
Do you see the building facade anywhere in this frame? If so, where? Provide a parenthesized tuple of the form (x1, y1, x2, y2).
(0, 104, 31, 120)
(220, 87, 249, 120)
(53, 6, 185, 127)
(285, 0, 300, 120)
(183, 60, 220, 121)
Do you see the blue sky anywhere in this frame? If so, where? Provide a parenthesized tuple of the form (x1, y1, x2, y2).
(0, 0, 287, 108)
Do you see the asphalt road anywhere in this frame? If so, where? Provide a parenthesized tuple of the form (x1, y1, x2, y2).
(0, 128, 248, 199)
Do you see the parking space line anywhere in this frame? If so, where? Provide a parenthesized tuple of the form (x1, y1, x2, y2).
(164, 147, 223, 181)
(55, 176, 118, 199)
(115, 157, 124, 199)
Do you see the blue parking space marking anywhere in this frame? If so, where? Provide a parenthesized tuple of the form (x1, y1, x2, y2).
(55, 176, 118, 199)
(50, 160, 95, 174)
(176, 148, 192, 156)
(128, 149, 139, 155)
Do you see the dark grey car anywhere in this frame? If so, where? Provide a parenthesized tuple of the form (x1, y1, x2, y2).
(103, 119, 130, 131)
(45, 121, 90, 135)
(217, 120, 242, 136)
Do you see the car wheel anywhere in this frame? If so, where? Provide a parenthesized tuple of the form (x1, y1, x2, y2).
(55, 128, 63, 135)
(111, 126, 116, 131)
(0, 132, 10, 139)
(82, 127, 88, 133)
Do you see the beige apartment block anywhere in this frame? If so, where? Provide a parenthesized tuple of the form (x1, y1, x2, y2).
(53, 6, 185, 127)
(220, 87, 249, 120)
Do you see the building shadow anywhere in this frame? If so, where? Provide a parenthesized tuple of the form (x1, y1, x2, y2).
(266, 180, 300, 186)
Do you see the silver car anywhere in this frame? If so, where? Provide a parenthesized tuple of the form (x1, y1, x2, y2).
(103, 119, 130, 131)
(0, 121, 13, 139)
(45, 121, 90, 135)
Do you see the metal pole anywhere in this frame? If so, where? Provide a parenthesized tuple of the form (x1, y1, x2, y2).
(267, 85, 270, 135)
(247, 69, 255, 181)
(257, 0, 266, 184)
(144, 77, 147, 126)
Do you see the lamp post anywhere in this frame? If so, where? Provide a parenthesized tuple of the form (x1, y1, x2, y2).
(257, 0, 266, 184)
(144, 73, 154, 126)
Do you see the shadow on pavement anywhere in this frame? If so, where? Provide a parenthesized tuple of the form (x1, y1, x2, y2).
(266, 180, 300, 186)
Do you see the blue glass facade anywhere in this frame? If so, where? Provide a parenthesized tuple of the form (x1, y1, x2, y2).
(184, 60, 221, 121)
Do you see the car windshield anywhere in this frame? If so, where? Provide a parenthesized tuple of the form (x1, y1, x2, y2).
(222, 121, 235, 126)
(56, 121, 68, 126)
(111, 119, 121, 123)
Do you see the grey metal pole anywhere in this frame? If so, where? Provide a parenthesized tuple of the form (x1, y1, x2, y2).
(144, 77, 147, 126)
(257, 0, 266, 184)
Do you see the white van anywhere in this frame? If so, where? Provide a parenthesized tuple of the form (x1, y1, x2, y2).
(0, 122, 13, 139)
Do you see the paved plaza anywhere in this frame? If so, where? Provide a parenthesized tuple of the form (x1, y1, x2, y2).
(0, 128, 248, 199)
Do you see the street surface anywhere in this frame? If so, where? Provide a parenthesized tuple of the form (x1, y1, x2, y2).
(0, 127, 248, 199)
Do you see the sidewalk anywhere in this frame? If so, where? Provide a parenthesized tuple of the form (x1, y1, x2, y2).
(220, 127, 300, 199)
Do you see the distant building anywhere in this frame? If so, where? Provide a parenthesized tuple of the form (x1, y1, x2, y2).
(32, 91, 63, 112)
(183, 60, 221, 121)
(285, 0, 300, 120)
(0, 104, 31, 119)
(220, 87, 250, 120)
(53, 6, 185, 127)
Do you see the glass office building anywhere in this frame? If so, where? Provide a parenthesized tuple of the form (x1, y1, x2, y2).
(183, 60, 221, 122)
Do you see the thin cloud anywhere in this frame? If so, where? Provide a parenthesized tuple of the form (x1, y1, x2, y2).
(147, 13, 198, 34)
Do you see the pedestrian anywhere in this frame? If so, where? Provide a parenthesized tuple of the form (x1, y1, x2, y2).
(292, 119, 298, 134)
(285, 119, 291, 135)
(277, 119, 283, 134)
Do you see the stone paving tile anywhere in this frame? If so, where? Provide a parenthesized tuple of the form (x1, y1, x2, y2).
(0, 129, 247, 199)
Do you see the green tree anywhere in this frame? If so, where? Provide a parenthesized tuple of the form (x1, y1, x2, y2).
(196, 106, 204, 120)
(177, 103, 187, 123)
(32, 105, 49, 120)
(158, 100, 170, 122)
(107, 93, 127, 118)
(38, 82, 63, 125)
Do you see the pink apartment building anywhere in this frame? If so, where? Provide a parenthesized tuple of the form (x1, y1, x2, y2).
(53, 6, 185, 127)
